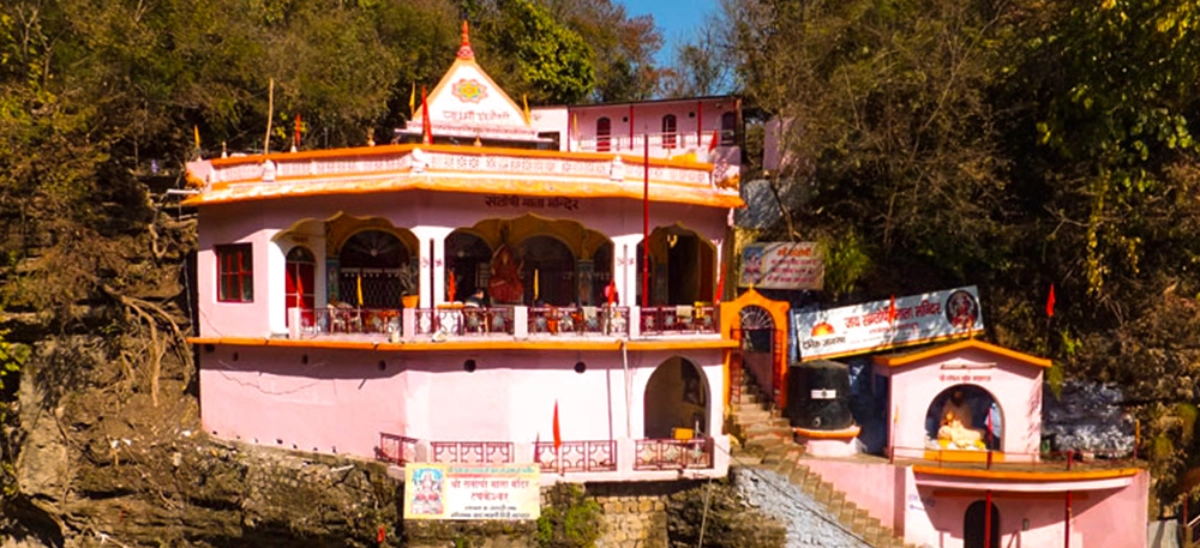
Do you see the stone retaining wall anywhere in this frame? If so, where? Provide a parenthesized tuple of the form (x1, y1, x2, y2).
(586, 481, 700, 548)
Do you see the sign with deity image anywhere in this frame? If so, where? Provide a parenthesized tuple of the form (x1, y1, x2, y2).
(739, 242, 824, 290)
(793, 286, 985, 361)
(403, 463, 540, 521)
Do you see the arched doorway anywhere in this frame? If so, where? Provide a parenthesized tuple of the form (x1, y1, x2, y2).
(338, 229, 412, 308)
(739, 305, 779, 408)
(518, 235, 576, 306)
(284, 246, 315, 326)
(644, 357, 709, 439)
(446, 230, 492, 302)
(925, 384, 1002, 451)
(636, 225, 715, 306)
(964, 500, 1001, 548)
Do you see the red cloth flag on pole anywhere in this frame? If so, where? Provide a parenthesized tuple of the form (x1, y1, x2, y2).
(552, 400, 562, 453)
(421, 86, 432, 145)
(1046, 284, 1056, 318)
(887, 295, 898, 324)
(707, 129, 719, 153)
(294, 113, 302, 148)
(714, 264, 725, 303)
(605, 279, 618, 306)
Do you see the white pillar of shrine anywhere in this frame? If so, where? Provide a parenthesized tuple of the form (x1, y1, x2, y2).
(411, 226, 454, 309)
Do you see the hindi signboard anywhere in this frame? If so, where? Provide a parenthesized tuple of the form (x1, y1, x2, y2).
(794, 286, 984, 361)
(403, 463, 540, 521)
(739, 242, 824, 290)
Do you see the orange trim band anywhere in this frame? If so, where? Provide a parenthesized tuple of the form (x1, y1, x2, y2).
(874, 338, 1052, 369)
(186, 336, 737, 352)
(794, 426, 861, 440)
(930, 489, 1091, 501)
(912, 465, 1141, 482)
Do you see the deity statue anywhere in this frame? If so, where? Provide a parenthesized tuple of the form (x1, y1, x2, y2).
(937, 412, 986, 450)
(488, 245, 524, 304)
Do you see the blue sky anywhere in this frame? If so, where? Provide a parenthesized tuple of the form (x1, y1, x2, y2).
(615, 0, 721, 65)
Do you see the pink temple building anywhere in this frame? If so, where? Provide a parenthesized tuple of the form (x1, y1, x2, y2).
(185, 24, 745, 483)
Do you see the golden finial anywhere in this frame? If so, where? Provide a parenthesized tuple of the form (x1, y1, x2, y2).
(457, 21, 475, 60)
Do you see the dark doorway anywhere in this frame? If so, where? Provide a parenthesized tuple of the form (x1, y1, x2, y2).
(964, 499, 1001, 548)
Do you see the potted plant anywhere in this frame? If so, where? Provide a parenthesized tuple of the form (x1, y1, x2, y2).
(398, 263, 420, 309)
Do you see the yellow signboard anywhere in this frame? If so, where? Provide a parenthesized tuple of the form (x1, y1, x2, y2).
(403, 463, 541, 521)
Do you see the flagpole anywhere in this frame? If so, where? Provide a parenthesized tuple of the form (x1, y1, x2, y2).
(642, 132, 650, 308)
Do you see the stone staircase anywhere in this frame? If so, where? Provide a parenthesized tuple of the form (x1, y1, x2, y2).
(728, 371, 916, 548)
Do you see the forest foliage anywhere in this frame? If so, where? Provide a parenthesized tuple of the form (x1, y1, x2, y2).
(3, 0, 1200, 504)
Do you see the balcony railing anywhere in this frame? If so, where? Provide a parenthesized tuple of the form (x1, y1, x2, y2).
(299, 307, 402, 337)
(527, 306, 630, 336)
(415, 306, 516, 337)
(577, 131, 739, 154)
(640, 305, 718, 336)
(534, 440, 618, 473)
(288, 304, 718, 342)
(376, 433, 419, 465)
(634, 438, 715, 471)
(431, 441, 514, 464)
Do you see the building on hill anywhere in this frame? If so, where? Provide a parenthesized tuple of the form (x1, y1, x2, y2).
(183, 22, 754, 484)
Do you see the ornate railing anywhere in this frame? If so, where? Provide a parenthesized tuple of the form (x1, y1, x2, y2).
(639, 305, 718, 336)
(302, 307, 402, 336)
(430, 441, 514, 464)
(533, 440, 618, 473)
(634, 438, 714, 471)
(527, 306, 630, 337)
(414, 307, 515, 337)
(376, 433, 419, 465)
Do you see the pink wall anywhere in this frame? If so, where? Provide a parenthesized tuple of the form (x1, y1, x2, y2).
(803, 459, 905, 529)
(200, 345, 725, 461)
(882, 347, 1044, 456)
(196, 191, 729, 339)
(558, 99, 740, 156)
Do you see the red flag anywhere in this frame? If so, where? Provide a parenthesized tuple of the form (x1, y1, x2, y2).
(377, 525, 385, 544)
(447, 273, 457, 302)
(421, 86, 432, 145)
(552, 400, 562, 452)
(714, 265, 725, 303)
(605, 279, 618, 306)
(707, 129, 719, 153)
(887, 295, 897, 324)
(294, 113, 302, 148)
(1046, 284, 1056, 318)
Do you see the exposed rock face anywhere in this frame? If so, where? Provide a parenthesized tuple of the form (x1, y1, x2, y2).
(1042, 380, 1136, 453)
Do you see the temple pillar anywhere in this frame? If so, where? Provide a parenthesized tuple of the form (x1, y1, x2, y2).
(411, 226, 454, 309)
(611, 234, 643, 308)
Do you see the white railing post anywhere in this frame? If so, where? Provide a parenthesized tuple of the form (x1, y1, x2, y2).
(513, 306, 529, 339)
(402, 308, 417, 342)
(629, 307, 641, 339)
(287, 308, 301, 339)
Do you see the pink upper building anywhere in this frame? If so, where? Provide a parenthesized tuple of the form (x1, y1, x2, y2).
(184, 23, 746, 483)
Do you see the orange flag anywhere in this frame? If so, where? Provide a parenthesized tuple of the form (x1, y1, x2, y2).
(714, 264, 725, 303)
(447, 273, 457, 302)
(707, 129, 719, 152)
(1046, 284, 1056, 318)
(552, 400, 562, 452)
(888, 295, 898, 324)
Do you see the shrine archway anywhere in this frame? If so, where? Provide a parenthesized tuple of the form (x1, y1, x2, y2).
(643, 357, 710, 439)
(720, 288, 790, 411)
(925, 384, 1003, 452)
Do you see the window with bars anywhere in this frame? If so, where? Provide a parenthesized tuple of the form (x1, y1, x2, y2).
(216, 243, 253, 302)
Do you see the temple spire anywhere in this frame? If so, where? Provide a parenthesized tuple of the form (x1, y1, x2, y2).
(456, 20, 475, 60)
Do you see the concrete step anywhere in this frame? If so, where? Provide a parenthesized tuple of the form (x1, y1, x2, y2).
(744, 436, 785, 451)
(731, 404, 771, 416)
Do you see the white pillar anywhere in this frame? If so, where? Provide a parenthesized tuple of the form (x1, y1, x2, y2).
(411, 226, 453, 309)
(611, 234, 643, 308)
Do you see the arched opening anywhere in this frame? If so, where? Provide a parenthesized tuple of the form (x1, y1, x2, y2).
(284, 246, 316, 326)
(720, 111, 737, 146)
(644, 357, 709, 439)
(964, 500, 1001, 548)
(596, 117, 612, 152)
(636, 225, 715, 306)
(661, 114, 677, 148)
(446, 230, 492, 302)
(739, 305, 778, 407)
(519, 235, 576, 306)
(925, 384, 1002, 451)
(338, 229, 413, 308)
(464, 215, 613, 308)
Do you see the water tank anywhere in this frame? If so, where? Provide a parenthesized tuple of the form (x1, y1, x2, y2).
(786, 360, 853, 430)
